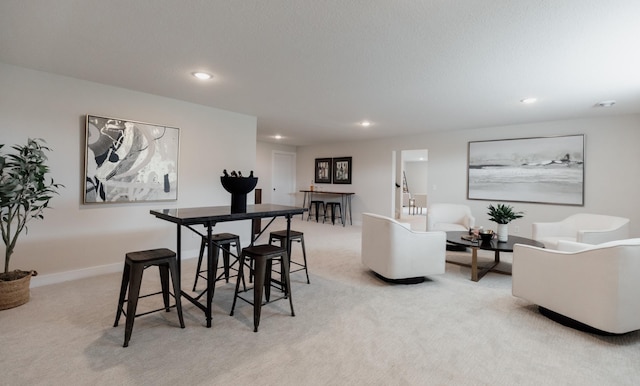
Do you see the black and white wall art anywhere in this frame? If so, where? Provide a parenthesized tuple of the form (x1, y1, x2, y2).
(467, 135, 584, 205)
(84, 115, 180, 203)
(332, 157, 352, 184)
(315, 158, 332, 184)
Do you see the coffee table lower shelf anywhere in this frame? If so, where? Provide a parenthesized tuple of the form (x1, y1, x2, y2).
(446, 248, 511, 282)
(445, 231, 544, 282)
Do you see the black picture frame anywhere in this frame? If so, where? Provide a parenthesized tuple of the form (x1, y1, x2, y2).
(467, 134, 584, 205)
(315, 158, 332, 183)
(332, 157, 352, 184)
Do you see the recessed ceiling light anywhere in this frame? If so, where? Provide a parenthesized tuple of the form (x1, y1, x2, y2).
(597, 100, 616, 107)
(192, 72, 212, 80)
(520, 97, 537, 104)
(360, 121, 371, 127)
(274, 135, 282, 140)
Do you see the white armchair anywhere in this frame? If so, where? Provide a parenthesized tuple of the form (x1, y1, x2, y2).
(512, 238, 640, 334)
(427, 203, 475, 231)
(532, 213, 630, 249)
(361, 212, 446, 283)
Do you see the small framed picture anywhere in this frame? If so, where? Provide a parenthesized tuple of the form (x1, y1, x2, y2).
(315, 158, 332, 183)
(332, 157, 352, 184)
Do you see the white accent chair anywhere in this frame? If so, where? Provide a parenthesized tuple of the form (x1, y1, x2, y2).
(532, 213, 630, 249)
(361, 212, 446, 283)
(512, 238, 640, 334)
(427, 203, 475, 231)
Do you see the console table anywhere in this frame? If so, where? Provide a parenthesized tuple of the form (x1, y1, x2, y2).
(300, 190, 354, 226)
(150, 204, 306, 327)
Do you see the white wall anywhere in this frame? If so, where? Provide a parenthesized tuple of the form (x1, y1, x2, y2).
(0, 63, 257, 285)
(404, 161, 428, 195)
(296, 115, 640, 237)
(296, 141, 396, 219)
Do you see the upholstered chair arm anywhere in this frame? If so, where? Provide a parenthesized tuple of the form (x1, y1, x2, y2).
(392, 229, 446, 266)
(555, 240, 594, 252)
(578, 222, 630, 244)
(532, 221, 573, 240)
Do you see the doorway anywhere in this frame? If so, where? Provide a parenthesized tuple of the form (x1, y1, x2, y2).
(399, 149, 429, 228)
(272, 151, 296, 205)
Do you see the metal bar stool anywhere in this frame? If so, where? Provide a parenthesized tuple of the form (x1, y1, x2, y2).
(230, 244, 295, 332)
(269, 230, 310, 284)
(114, 248, 185, 347)
(193, 233, 242, 291)
(324, 202, 342, 225)
(307, 200, 325, 222)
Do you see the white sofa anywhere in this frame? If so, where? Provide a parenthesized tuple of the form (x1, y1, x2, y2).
(427, 203, 475, 231)
(361, 212, 446, 283)
(532, 213, 630, 249)
(512, 238, 640, 334)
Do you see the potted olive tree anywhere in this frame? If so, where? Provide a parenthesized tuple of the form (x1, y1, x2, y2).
(0, 138, 63, 310)
(487, 203, 524, 242)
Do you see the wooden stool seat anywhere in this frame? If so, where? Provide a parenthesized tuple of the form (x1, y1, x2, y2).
(230, 244, 295, 332)
(269, 230, 310, 284)
(114, 248, 184, 347)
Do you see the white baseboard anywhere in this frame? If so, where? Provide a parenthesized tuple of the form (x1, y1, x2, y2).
(31, 249, 199, 288)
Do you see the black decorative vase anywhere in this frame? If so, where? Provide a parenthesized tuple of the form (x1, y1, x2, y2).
(221, 176, 258, 213)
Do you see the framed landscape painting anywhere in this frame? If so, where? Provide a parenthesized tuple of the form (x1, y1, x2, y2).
(333, 157, 352, 184)
(467, 135, 584, 205)
(84, 115, 180, 203)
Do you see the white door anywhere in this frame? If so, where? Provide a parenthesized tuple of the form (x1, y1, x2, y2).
(272, 151, 296, 205)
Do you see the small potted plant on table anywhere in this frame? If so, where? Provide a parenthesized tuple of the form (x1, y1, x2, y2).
(0, 138, 63, 310)
(487, 203, 524, 242)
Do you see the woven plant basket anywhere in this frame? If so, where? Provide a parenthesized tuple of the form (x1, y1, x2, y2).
(0, 270, 37, 310)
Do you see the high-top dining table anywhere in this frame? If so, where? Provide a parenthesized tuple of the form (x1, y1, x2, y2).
(150, 204, 306, 327)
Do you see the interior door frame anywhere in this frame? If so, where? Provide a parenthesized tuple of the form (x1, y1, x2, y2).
(271, 150, 297, 206)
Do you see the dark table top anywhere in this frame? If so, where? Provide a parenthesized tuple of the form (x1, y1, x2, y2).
(446, 231, 544, 252)
(150, 204, 306, 225)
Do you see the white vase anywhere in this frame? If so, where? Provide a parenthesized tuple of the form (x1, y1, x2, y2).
(497, 223, 509, 242)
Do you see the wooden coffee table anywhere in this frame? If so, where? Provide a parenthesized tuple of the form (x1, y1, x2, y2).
(446, 231, 544, 282)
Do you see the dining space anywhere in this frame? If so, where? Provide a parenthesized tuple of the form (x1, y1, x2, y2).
(114, 202, 309, 346)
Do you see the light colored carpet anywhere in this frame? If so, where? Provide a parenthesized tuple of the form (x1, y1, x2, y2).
(1, 216, 639, 385)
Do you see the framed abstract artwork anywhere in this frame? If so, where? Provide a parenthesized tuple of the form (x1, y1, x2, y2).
(467, 135, 584, 205)
(333, 157, 352, 184)
(315, 158, 332, 184)
(83, 115, 180, 203)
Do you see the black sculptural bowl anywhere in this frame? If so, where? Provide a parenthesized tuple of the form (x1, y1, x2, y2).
(220, 176, 258, 213)
(220, 176, 258, 195)
(479, 232, 493, 242)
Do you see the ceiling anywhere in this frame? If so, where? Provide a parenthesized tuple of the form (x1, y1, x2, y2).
(1, 1, 638, 146)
